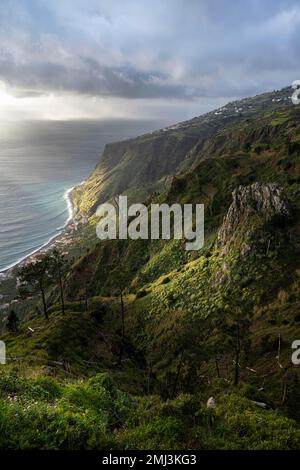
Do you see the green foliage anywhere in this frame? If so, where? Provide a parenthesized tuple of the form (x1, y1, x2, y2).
(214, 394, 300, 450)
(1, 369, 300, 450)
(6, 310, 19, 333)
(0, 372, 126, 450)
(18, 256, 54, 319)
(2, 87, 300, 450)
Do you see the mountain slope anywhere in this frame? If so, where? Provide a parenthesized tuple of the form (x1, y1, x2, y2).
(72, 87, 294, 218)
(66, 87, 300, 298)
(2, 86, 300, 450)
(62, 86, 300, 407)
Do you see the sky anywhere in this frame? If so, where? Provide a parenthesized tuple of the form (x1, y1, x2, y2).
(0, 0, 299, 121)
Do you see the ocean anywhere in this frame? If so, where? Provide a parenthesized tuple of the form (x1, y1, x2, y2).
(0, 119, 168, 272)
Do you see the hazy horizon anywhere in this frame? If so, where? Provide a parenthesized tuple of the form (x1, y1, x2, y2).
(1, 0, 300, 122)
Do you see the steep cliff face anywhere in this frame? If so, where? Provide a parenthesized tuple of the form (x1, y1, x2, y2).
(211, 183, 295, 287)
(65, 84, 300, 298)
(217, 183, 292, 251)
(72, 87, 294, 218)
(72, 130, 201, 217)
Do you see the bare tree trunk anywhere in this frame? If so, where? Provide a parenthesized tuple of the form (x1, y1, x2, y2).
(40, 282, 48, 320)
(57, 264, 65, 316)
(225, 359, 229, 380)
(172, 351, 184, 398)
(281, 381, 288, 406)
(118, 291, 125, 365)
(215, 357, 221, 378)
(147, 362, 152, 395)
(277, 333, 283, 369)
(85, 284, 88, 312)
(234, 324, 240, 386)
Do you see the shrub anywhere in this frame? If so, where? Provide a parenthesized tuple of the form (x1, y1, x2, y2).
(116, 416, 184, 450)
(0, 372, 131, 450)
(0, 399, 109, 450)
(214, 394, 300, 450)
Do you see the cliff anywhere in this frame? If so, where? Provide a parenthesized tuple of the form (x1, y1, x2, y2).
(72, 87, 294, 218)
(3, 86, 300, 450)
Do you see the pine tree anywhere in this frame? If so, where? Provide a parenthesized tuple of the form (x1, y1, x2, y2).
(18, 255, 53, 320)
(6, 310, 19, 333)
(49, 249, 70, 316)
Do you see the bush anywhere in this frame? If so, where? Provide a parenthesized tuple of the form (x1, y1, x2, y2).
(0, 399, 109, 450)
(116, 416, 185, 450)
(0, 372, 131, 450)
(1, 371, 300, 450)
(214, 394, 300, 450)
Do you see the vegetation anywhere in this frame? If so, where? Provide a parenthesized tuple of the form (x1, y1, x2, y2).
(6, 310, 19, 334)
(1, 86, 300, 450)
(18, 256, 53, 320)
(1, 370, 300, 450)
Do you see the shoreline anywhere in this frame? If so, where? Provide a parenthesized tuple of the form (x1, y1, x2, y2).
(0, 185, 78, 280)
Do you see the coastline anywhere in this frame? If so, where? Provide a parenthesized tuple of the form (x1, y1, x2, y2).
(0, 185, 78, 281)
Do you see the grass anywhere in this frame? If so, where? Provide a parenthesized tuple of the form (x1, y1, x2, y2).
(1, 87, 300, 449)
(0, 369, 300, 450)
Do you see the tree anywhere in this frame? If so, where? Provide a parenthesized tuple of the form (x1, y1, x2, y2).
(18, 256, 53, 320)
(233, 318, 242, 386)
(6, 310, 19, 333)
(84, 282, 90, 312)
(118, 290, 126, 365)
(164, 316, 209, 397)
(49, 249, 70, 316)
(112, 259, 130, 366)
(206, 319, 231, 380)
(171, 350, 184, 399)
(209, 284, 252, 386)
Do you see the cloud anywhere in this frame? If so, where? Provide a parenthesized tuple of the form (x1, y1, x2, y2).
(0, 0, 300, 119)
(0, 53, 196, 100)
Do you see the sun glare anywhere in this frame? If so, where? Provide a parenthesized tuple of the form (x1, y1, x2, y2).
(0, 83, 22, 121)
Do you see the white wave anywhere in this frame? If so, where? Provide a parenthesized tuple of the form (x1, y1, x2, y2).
(0, 186, 76, 274)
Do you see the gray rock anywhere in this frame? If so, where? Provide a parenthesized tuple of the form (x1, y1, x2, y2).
(207, 397, 216, 409)
(217, 183, 291, 248)
(251, 400, 269, 410)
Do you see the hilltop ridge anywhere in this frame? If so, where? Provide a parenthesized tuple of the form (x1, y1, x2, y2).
(72, 87, 294, 218)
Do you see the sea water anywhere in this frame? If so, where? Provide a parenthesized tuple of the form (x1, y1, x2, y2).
(0, 119, 168, 272)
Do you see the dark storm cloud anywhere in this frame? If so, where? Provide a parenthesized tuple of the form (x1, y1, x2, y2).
(0, 0, 300, 102)
(0, 54, 195, 99)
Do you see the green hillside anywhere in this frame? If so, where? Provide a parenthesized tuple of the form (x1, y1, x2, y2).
(1, 87, 300, 450)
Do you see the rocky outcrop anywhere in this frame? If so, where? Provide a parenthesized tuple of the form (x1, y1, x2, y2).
(217, 183, 291, 248)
